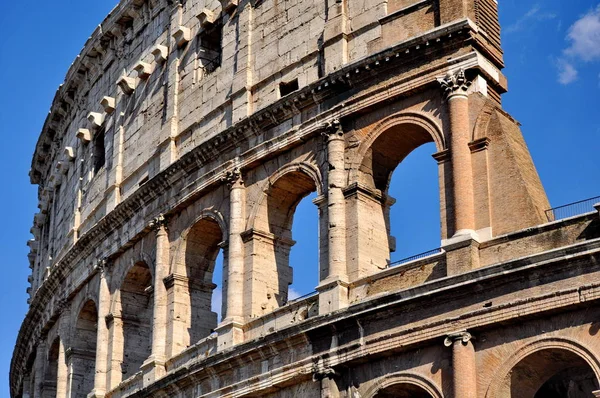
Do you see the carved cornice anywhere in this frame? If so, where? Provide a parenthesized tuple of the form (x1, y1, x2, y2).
(438, 68, 472, 99)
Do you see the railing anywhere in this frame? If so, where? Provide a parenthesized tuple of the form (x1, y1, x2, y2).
(389, 247, 444, 268)
(287, 290, 318, 305)
(545, 196, 600, 222)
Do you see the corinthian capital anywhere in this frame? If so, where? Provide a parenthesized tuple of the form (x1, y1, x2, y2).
(321, 119, 343, 139)
(438, 69, 472, 99)
(221, 168, 243, 189)
(149, 214, 168, 232)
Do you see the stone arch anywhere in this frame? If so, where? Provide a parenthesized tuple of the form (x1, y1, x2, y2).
(70, 299, 98, 398)
(42, 338, 61, 397)
(362, 372, 444, 398)
(246, 161, 323, 233)
(485, 337, 600, 398)
(243, 162, 322, 316)
(348, 111, 445, 189)
(346, 112, 447, 278)
(170, 210, 227, 348)
(108, 260, 153, 384)
(471, 101, 496, 142)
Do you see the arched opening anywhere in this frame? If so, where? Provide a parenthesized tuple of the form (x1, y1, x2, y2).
(42, 339, 60, 397)
(288, 191, 319, 299)
(350, 122, 443, 277)
(388, 142, 440, 262)
(21, 351, 37, 398)
(374, 382, 435, 398)
(184, 217, 223, 342)
(246, 169, 318, 316)
(70, 300, 98, 397)
(500, 348, 599, 398)
(119, 261, 152, 380)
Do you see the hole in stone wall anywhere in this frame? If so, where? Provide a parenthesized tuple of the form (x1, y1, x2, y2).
(93, 129, 105, 174)
(198, 22, 223, 73)
(279, 79, 299, 97)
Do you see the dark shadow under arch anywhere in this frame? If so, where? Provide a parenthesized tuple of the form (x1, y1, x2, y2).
(71, 300, 98, 398)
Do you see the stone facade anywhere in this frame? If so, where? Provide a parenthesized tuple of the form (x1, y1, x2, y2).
(11, 0, 600, 397)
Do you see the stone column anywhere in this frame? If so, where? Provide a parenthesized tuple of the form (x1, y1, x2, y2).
(439, 69, 476, 238)
(34, 342, 46, 398)
(216, 168, 245, 350)
(90, 260, 110, 397)
(142, 215, 169, 386)
(444, 331, 477, 398)
(56, 338, 69, 398)
(317, 120, 349, 314)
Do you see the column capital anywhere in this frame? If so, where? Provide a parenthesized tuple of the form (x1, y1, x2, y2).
(221, 167, 243, 189)
(148, 214, 168, 232)
(321, 118, 344, 140)
(93, 258, 111, 274)
(438, 69, 472, 99)
(444, 331, 473, 347)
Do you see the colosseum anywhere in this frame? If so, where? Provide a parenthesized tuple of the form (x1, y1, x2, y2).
(10, 0, 600, 397)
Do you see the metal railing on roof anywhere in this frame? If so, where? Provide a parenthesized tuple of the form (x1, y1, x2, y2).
(545, 196, 600, 222)
(388, 247, 444, 268)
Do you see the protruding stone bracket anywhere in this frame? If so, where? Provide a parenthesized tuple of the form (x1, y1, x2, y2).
(135, 61, 153, 79)
(197, 9, 217, 29)
(76, 128, 92, 143)
(152, 45, 169, 64)
(64, 147, 76, 161)
(220, 0, 238, 14)
(117, 75, 136, 95)
(101, 96, 116, 114)
(438, 68, 472, 99)
(87, 112, 105, 129)
(173, 26, 192, 48)
(468, 137, 491, 153)
(56, 161, 69, 175)
(444, 331, 473, 347)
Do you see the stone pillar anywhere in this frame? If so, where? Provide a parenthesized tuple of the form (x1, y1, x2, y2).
(34, 342, 46, 398)
(22, 373, 31, 398)
(216, 168, 245, 350)
(323, 0, 349, 73)
(56, 338, 69, 398)
(142, 215, 169, 386)
(445, 331, 477, 398)
(317, 120, 349, 314)
(90, 261, 110, 397)
(439, 69, 476, 238)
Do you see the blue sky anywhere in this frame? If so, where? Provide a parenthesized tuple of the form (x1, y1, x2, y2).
(1, 1, 599, 395)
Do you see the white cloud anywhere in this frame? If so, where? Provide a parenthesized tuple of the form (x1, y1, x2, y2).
(564, 5, 600, 61)
(505, 4, 557, 34)
(557, 59, 579, 84)
(556, 5, 600, 85)
(288, 287, 301, 301)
